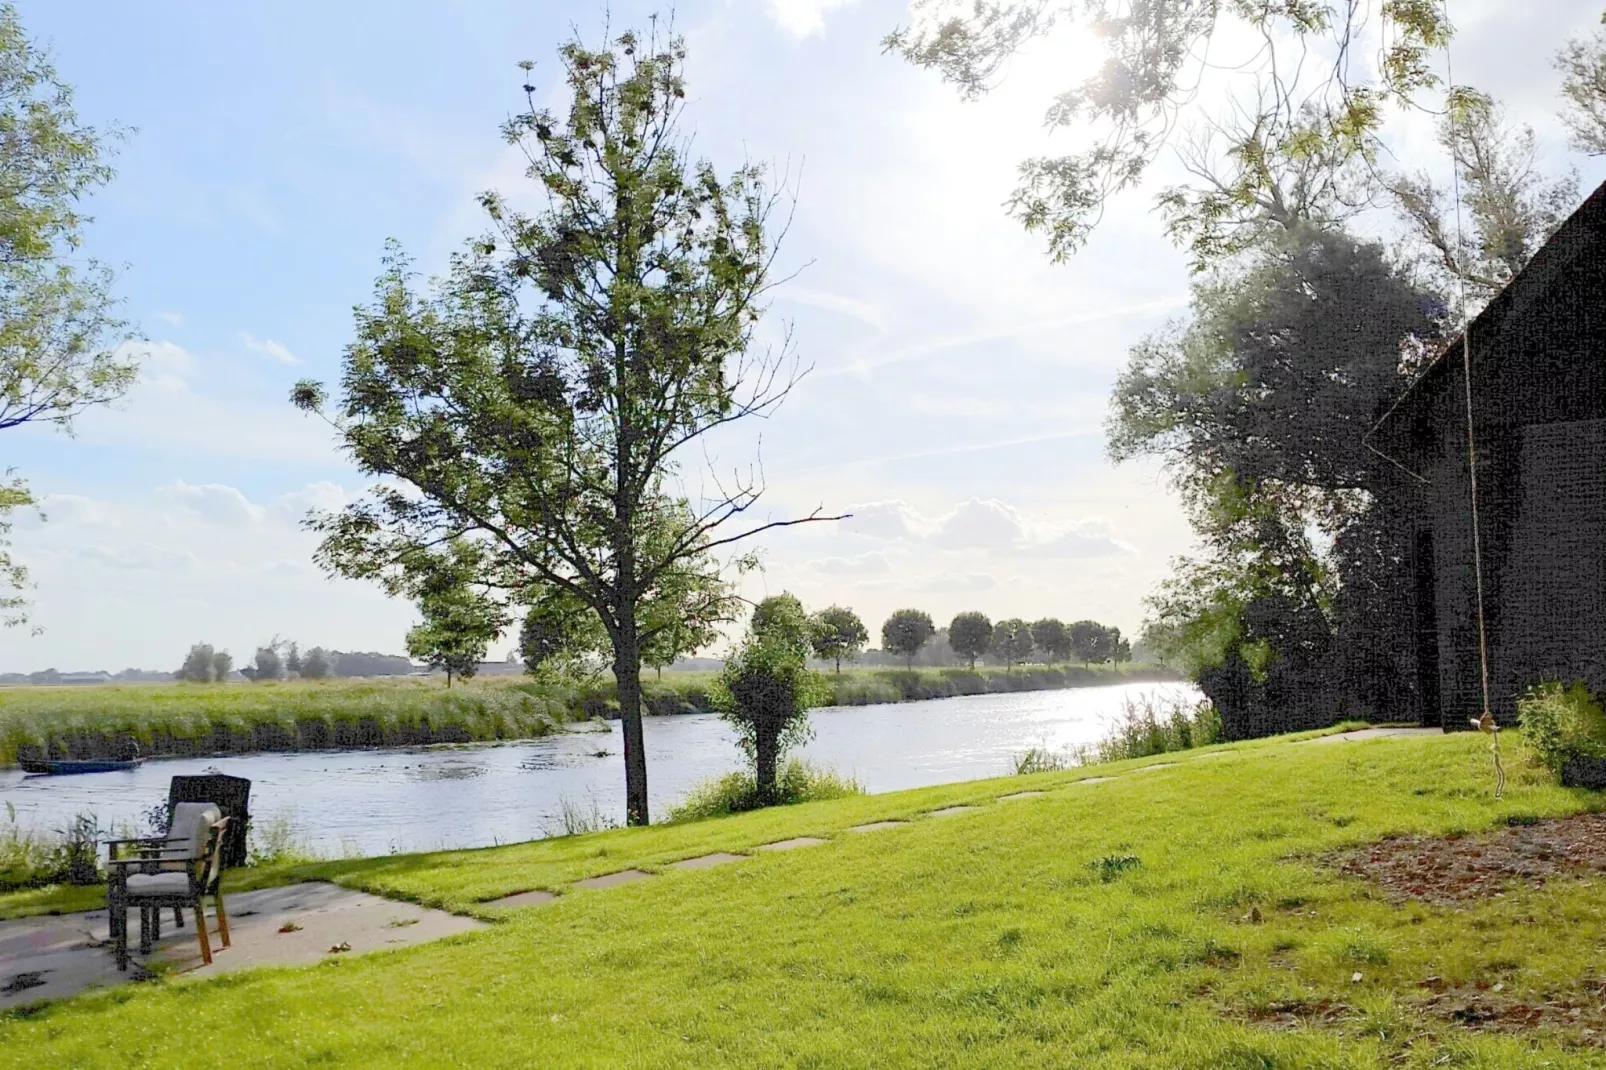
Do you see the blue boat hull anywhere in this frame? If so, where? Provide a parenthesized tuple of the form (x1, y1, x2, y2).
(19, 758, 144, 775)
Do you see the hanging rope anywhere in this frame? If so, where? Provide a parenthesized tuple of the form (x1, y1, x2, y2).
(1442, 0, 1500, 796)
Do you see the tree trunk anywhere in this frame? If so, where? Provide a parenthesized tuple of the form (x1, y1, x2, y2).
(446, 670, 453, 688)
(755, 722, 779, 804)
(613, 620, 650, 827)
(834, 656, 841, 674)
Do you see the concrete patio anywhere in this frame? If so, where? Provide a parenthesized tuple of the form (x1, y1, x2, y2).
(0, 882, 484, 1008)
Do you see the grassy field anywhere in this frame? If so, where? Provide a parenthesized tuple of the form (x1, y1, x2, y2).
(0, 663, 1175, 766)
(5, 728, 1606, 1066)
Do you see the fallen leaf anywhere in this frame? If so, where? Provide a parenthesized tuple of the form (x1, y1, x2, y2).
(328, 941, 352, 954)
(1352, 971, 1363, 983)
(277, 923, 302, 934)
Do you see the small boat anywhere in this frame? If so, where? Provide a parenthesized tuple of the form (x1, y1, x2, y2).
(19, 757, 145, 776)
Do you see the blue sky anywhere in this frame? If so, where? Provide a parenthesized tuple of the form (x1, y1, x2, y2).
(4, 0, 1604, 671)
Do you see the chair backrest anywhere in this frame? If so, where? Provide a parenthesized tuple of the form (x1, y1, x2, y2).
(168, 803, 222, 859)
(169, 775, 251, 869)
(198, 817, 230, 894)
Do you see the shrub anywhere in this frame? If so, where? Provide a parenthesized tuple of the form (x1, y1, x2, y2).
(1086, 692, 1221, 763)
(1517, 681, 1606, 776)
(1013, 746, 1072, 775)
(0, 806, 102, 890)
(665, 759, 864, 823)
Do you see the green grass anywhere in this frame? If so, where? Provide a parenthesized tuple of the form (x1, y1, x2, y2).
(0, 663, 1176, 766)
(5, 729, 1606, 1066)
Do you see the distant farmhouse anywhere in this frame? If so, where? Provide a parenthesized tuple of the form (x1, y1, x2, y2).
(1371, 178, 1606, 729)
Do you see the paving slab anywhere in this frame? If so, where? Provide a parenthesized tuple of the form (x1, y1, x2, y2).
(928, 805, 981, 817)
(1072, 777, 1115, 785)
(756, 837, 827, 851)
(847, 821, 906, 833)
(1299, 727, 1443, 745)
(668, 853, 746, 871)
(0, 883, 485, 1007)
(999, 791, 1045, 800)
(486, 889, 558, 909)
(572, 869, 651, 890)
(1130, 762, 1179, 773)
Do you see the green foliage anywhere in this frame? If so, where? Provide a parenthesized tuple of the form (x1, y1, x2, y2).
(808, 605, 868, 673)
(991, 618, 1035, 670)
(299, 647, 331, 680)
(0, 806, 100, 891)
(1011, 746, 1071, 776)
(712, 615, 827, 803)
(294, 24, 808, 825)
(880, 608, 935, 668)
(177, 642, 219, 683)
(1556, 20, 1606, 156)
(664, 759, 864, 823)
(1080, 693, 1223, 764)
(402, 543, 509, 687)
(1517, 681, 1606, 776)
(210, 649, 233, 681)
(1029, 617, 1069, 662)
(244, 642, 285, 684)
(948, 611, 992, 670)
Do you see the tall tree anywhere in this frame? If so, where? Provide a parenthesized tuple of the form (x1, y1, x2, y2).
(947, 610, 992, 671)
(0, 5, 139, 626)
(293, 24, 836, 825)
(176, 643, 215, 683)
(992, 618, 1035, 671)
(301, 647, 332, 680)
(210, 649, 233, 682)
(407, 588, 503, 687)
(1557, 14, 1606, 156)
(809, 605, 868, 673)
(711, 604, 824, 805)
(1029, 617, 1069, 663)
(886, 0, 1450, 264)
(881, 608, 935, 669)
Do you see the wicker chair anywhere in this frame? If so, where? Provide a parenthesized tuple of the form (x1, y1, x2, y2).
(106, 815, 232, 971)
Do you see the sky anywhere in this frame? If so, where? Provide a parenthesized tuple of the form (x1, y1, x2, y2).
(4, 0, 1604, 672)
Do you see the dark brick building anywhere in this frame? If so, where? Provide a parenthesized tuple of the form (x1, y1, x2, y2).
(1369, 180, 1606, 730)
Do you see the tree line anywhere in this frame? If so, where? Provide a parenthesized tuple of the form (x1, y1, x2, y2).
(173, 640, 412, 683)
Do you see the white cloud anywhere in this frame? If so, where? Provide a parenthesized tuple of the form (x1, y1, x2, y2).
(917, 572, 1000, 593)
(806, 550, 893, 575)
(38, 494, 116, 528)
(240, 331, 302, 366)
(1031, 517, 1137, 558)
(840, 499, 931, 540)
(929, 498, 1027, 550)
(271, 482, 347, 525)
(152, 310, 183, 325)
(767, 0, 861, 37)
(158, 480, 266, 526)
(131, 340, 193, 392)
(77, 542, 198, 572)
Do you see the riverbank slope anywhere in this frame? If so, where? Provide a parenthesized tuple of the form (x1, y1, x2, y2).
(0, 664, 1179, 766)
(3, 728, 1601, 1066)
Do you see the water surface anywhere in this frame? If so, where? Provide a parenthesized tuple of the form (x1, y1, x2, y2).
(0, 681, 1198, 856)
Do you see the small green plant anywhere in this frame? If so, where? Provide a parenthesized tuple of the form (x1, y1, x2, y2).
(666, 759, 864, 823)
(1012, 746, 1072, 775)
(1517, 681, 1606, 776)
(545, 795, 619, 838)
(1090, 854, 1142, 882)
(246, 811, 319, 867)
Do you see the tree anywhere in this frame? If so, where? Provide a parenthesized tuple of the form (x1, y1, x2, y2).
(210, 649, 232, 682)
(292, 25, 836, 826)
(1390, 92, 1577, 312)
(1557, 16, 1606, 156)
(0, 6, 140, 626)
(887, 1, 1450, 265)
(809, 605, 867, 674)
(300, 646, 331, 680)
(751, 593, 810, 649)
(711, 608, 823, 804)
(947, 611, 992, 671)
(881, 609, 935, 669)
(1113, 635, 1132, 665)
(1029, 617, 1069, 664)
(992, 618, 1034, 671)
(176, 643, 215, 683)
(284, 642, 302, 677)
(402, 540, 510, 688)
(1068, 620, 1105, 667)
(243, 642, 284, 684)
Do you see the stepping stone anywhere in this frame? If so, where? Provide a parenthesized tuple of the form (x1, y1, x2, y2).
(999, 791, 1045, 800)
(1073, 777, 1115, 785)
(1189, 751, 1230, 759)
(847, 821, 906, 833)
(668, 852, 746, 871)
(928, 805, 980, 817)
(1131, 762, 1179, 773)
(572, 869, 651, 890)
(756, 837, 827, 851)
(486, 890, 557, 909)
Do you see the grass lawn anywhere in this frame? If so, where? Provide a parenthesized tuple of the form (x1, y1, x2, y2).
(5, 728, 1603, 1066)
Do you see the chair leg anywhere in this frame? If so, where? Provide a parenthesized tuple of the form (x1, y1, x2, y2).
(213, 891, 230, 949)
(173, 906, 184, 929)
(139, 906, 153, 955)
(112, 899, 128, 972)
(194, 898, 213, 966)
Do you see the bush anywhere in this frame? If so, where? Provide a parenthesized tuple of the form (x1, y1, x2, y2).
(1012, 746, 1073, 775)
(1086, 692, 1222, 763)
(666, 760, 864, 823)
(1517, 681, 1606, 776)
(0, 806, 102, 891)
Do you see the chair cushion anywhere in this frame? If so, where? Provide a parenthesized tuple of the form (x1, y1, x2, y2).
(168, 803, 221, 860)
(126, 872, 191, 896)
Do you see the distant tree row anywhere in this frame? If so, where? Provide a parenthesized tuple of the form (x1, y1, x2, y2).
(174, 640, 403, 683)
(884, 609, 1129, 671)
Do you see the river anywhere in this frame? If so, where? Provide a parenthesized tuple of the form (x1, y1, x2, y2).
(0, 681, 1199, 857)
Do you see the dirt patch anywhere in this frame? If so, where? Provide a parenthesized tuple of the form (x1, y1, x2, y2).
(1415, 976, 1606, 1046)
(1337, 812, 1606, 905)
(1241, 998, 1348, 1032)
